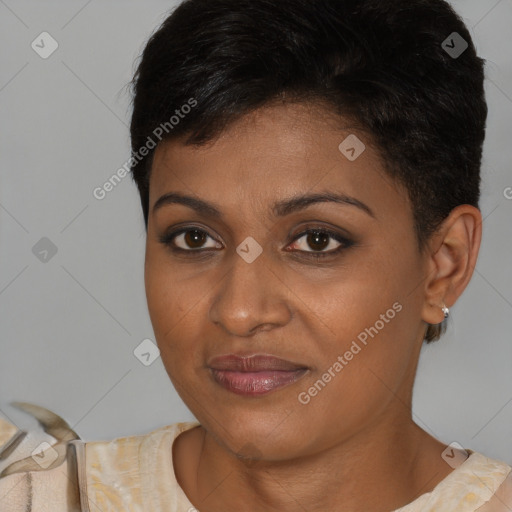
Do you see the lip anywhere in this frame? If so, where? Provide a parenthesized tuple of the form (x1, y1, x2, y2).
(208, 354, 309, 396)
(208, 353, 308, 372)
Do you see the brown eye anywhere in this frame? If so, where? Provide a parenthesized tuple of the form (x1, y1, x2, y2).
(289, 229, 347, 255)
(305, 231, 331, 252)
(160, 228, 221, 252)
(183, 229, 208, 249)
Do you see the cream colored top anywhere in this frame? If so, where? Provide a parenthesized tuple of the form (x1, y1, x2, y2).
(1, 415, 511, 511)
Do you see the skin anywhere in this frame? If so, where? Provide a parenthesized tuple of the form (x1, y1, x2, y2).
(144, 101, 482, 512)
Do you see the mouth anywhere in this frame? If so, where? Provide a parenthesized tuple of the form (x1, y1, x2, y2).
(207, 354, 309, 396)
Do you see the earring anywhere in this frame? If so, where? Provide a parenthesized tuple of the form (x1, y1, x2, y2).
(441, 303, 450, 319)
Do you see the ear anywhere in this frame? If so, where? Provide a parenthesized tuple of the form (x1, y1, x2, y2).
(421, 205, 482, 325)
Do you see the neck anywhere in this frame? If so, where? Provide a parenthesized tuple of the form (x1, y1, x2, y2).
(185, 409, 452, 512)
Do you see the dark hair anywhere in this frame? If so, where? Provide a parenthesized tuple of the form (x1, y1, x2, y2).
(129, 0, 487, 342)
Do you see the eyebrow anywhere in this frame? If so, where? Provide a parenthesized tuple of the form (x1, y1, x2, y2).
(152, 190, 375, 219)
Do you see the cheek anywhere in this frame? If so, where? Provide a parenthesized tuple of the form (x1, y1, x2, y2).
(304, 250, 421, 378)
(144, 253, 220, 391)
(144, 256, 192, 362)
(291, 280, 415, 435)
(306, 282, 409, 373)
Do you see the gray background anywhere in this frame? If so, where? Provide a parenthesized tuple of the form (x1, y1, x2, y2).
(1, 0, 511, 464)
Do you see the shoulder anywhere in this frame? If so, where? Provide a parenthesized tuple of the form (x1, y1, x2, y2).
(1, 404, 200, 512)
(473, 453, 512, 511)
(83, 420, 200, 510)
(395, 448, 512, 512)
(0, 408, 83, 512)
(442, 450, 512, 512)
(84, 419, 199, 468)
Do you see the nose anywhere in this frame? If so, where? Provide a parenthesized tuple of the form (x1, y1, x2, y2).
(208, 245, 293, 337)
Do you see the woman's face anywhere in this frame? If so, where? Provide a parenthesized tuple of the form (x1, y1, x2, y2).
(145, 102, 432, 461)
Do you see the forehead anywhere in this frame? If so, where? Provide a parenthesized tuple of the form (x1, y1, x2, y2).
(149, 102, 409, 222)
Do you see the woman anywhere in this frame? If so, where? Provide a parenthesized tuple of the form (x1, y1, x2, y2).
(1, 0, 511, 510)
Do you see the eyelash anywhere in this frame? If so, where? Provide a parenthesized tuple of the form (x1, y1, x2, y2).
(158, 226, 354, 260)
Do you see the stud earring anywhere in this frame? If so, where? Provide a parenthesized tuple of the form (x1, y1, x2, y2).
(441, 303, 450, 319)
